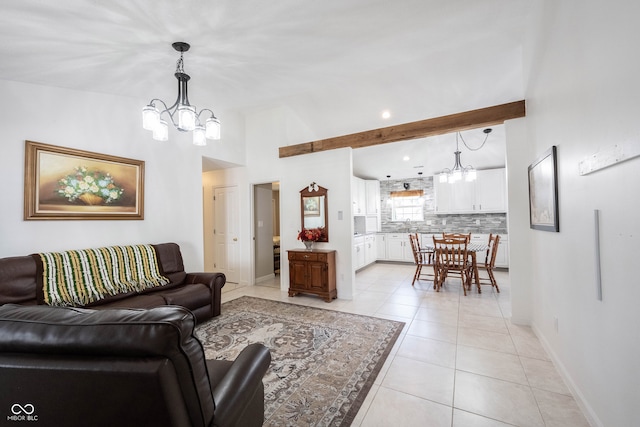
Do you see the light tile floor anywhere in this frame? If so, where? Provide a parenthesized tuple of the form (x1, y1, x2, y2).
(221, 263, 591, 427)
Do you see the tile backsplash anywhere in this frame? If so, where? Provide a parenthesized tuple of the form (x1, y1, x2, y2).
(378, 176, 507, 235)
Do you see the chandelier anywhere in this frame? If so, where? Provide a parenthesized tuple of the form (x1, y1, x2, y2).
(142, 42, 220, 146)
(438, 128, 492, 184)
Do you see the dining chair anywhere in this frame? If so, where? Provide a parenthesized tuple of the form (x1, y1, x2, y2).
(476, 234, 501, 292)
(432, 236, 474, 295)
(409, 234, 436, 287)
(443, 232, 473, 264)
(442, 232, 471, 242)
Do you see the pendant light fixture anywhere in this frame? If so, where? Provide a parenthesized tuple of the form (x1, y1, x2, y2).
(142, 42, 220, 145)
(438, 128, 492, 184)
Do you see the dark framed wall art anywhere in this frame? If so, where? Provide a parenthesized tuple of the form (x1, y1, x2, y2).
(528, 145, 559, 232)
(24, 141, 145, 220)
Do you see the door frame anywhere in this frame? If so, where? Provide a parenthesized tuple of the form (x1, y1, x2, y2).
(251, 181, 282, 288)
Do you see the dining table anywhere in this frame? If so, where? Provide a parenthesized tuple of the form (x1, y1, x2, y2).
(421, 242, 488, 293)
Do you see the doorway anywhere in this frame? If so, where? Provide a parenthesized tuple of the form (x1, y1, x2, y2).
(253, 182, 280, 286)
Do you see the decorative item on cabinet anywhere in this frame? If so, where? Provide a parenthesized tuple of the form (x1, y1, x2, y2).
(288, 249, 337, 302)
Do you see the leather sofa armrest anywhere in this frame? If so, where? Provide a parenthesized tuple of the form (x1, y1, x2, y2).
(211, 343, 271, 427)
(185, 272, 226, 316)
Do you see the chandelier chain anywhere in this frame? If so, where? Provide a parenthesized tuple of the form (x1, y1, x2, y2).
(458, 130, 490, 151)
(176, 53, 185, 74)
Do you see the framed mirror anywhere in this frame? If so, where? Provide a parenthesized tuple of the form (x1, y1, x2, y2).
(300, 184, 328, 242)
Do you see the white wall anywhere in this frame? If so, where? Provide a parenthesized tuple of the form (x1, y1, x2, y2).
(279, 148, 355, 299)
(202, 106, 356, 297)
(512, 1, 640, 426)
(0, 79, 225, 272)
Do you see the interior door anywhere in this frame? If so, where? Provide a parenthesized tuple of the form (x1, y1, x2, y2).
(214, 186, 239, 283)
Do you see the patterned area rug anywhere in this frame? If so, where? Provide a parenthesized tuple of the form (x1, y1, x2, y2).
(195, 296, 404, 426)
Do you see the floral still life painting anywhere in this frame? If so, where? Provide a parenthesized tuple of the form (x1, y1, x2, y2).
(24, 141, 144, 220)
(56, 166, 125, 205)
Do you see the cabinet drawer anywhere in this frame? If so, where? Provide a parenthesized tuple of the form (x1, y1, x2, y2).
(288, 252, 327, 262)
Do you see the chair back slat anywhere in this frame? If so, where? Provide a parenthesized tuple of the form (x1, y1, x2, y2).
(442, 232, 471, 243)
(433, 237, 469, 268)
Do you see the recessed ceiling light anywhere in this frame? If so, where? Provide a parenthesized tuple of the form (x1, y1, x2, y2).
(381, 110, 391, 119)
(403, 155, 410, 161)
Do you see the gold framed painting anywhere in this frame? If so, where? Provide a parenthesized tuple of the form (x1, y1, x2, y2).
(303, 196, 320, 216)
(24, 141, 145, 220)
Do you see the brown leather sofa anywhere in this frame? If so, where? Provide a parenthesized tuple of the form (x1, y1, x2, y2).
(0, 304, 271, 427)
(0, 243, 225, 323)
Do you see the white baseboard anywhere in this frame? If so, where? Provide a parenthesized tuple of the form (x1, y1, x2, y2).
(254, 273, 275, 284)
(531, 323, 602, 427)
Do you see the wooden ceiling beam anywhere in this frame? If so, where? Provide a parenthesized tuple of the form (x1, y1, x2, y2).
(278, 100, 525, 158)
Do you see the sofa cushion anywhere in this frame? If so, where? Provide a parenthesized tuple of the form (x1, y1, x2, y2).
(157, 283, 212, 308)
(153, 243, 187, 285)
(90, 293, 168, 310)
(0, 256, 38, 305)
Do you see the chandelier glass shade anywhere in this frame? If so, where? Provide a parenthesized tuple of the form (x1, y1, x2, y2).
(142, 42, 220, 145)
(438, 128, 491, 184)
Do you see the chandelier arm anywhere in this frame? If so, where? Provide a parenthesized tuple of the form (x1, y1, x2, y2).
(196, 108, 217, 126)
(198, 108, 217, 119)
(150, 98, 181, 129)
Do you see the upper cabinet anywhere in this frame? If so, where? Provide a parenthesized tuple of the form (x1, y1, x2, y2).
(352, 177, 366, 215)
(365, 180, 380, 215)
(475, 169, 506, 212)
(352, 177, 380, 217)
(434, 168, 506, 214)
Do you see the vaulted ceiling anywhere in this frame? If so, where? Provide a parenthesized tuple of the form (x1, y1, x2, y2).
(0, 0, 529, 178)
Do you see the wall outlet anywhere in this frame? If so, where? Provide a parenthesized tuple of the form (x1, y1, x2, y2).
(426, 220, 432, 225)
(442, 219, 447, 225)
(475, 219, 481, 225)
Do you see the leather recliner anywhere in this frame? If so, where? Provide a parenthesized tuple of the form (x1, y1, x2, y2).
(0, 304, 271, 427)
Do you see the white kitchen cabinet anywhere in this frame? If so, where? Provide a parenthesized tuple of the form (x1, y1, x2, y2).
(451, 180, 476, 212)
(364, 234, 377, 265)
(433, 179, 452, 213)
(386, 233, 414, 262)
(434, 178, 475, 213)
(376, 233, 387, 260)
(354, 234, 377, 271)
(354, 236, 365, 269)
(365, 180, 380, 215)
(471, 233, 508, 268)
(495, 234, 509, 268)
(352, 177, 366, 215)
(475, 169, 506, 212)
(433, 168, 506, 214)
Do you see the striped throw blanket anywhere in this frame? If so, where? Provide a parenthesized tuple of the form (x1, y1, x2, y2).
(37, 244, 170, 307)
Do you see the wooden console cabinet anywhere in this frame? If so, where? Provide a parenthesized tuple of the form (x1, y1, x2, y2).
(288, 249, 337, 302)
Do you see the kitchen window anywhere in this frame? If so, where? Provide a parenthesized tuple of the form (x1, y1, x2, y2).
(390, 191, 424, 222)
